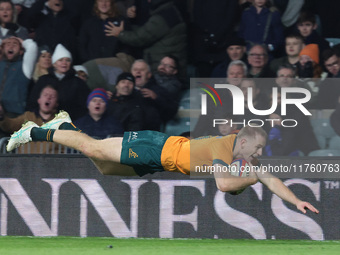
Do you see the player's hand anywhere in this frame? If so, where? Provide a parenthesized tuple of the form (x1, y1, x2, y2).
(296, 201, 319, 214)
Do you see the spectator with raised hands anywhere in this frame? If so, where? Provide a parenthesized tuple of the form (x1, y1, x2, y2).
(130, 59, 178, 131)
(0, 36, 37, 117)
(104, 0, 187, 77)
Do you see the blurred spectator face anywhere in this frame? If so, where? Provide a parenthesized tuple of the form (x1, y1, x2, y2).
(38, 87, 58, 114)
(38, 51, 52, 70)
(297, 21, 316, 37)
(97, 0, 111, 14)
(270, 91, 281, 109)
(2, 38, 22, 60)
(276, 68, 294, 87)
(88, 97, 106, 117)
(48, 0, 64, 13)
(240, 79, 259, 103)
(131, 61, 151, 89)
(0, 1, 13, 24)
(14, 4, 22, 16)
(227, 45, 246, 61)
(157, 57, 177, 76)
(218, 119, 236, 136)
(253, 0, 266, 8)
(227, 64, 245, 86)
(53, 57, 71, 74)
(324, 54, 340, 76)
(268, 112, 282, 126)
(116, 79, 134, 96)
(299, 55, 313, 67)
(248, 45, 268, 69)
(285, 37, 304, 57)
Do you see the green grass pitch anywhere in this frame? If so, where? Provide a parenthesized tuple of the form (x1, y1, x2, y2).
(0, 237, 339, 255)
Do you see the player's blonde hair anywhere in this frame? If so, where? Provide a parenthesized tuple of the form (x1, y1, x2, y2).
(237, 125, 268, 141)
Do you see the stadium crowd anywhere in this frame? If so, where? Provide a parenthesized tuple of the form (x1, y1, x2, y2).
(1, 0, 340, 157)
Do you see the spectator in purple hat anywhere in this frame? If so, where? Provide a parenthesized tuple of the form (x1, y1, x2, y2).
(74, 88, 123, 139)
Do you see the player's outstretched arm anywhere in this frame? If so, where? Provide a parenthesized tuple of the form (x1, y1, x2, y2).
(213, 163, 258, 192)
(256, 169, 319, 214)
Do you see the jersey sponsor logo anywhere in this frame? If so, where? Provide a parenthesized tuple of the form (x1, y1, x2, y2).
(129, 148, 138, 158)
(131, 132, 138, 140)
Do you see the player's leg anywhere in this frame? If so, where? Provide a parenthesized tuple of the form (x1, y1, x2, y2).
(52, 130, 122, 162)
(6, 121, 137, 176)
(48, 130, 137, 176)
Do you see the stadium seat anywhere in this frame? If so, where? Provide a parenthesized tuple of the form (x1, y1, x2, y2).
(0, 137, 9, 153)
(164, 117, 198, 136)
(328, 136, 340, 150)
(179, 89, 190, 109)
(326, 38, 340, 47)
(311, 118, 337, 148)
(315, 136, 327, 149)
(311, 119, 337, 138)
(308, 149, 340, 156)
(179, 88, 202, 110)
